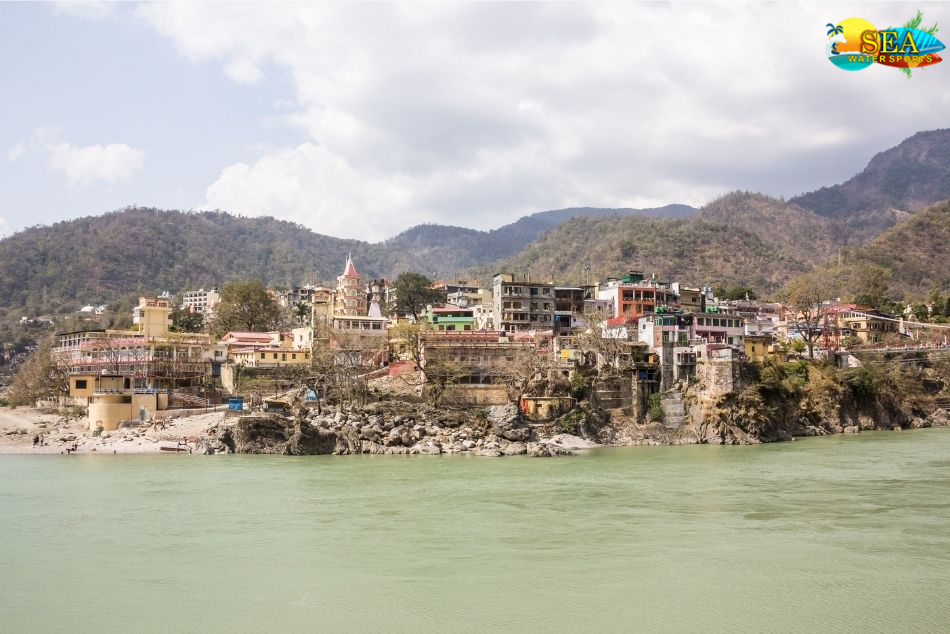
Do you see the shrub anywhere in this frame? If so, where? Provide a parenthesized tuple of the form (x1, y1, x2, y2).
(92, 425, 104, 437)
(647, 393, 664, 422)
(841, 367, 877, 400)
(570, 372, 591, 400)
(557, 409, 583, 433)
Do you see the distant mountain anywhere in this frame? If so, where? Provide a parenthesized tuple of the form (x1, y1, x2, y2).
(477, 192, 837, 292)
(791, 129, 950, 241)
(369, 204, 695, 277)
(0, 203, 694, 323)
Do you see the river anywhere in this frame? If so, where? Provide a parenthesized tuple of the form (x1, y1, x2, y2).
(2, 429, 949, 632)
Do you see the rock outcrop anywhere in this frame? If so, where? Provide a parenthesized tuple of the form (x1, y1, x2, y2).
(211, 401, 599, 457)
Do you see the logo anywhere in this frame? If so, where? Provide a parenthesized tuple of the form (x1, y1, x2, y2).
(826, 10, 943, 77)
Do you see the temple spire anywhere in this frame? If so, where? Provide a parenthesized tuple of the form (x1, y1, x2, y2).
(343, 253, 359, 278)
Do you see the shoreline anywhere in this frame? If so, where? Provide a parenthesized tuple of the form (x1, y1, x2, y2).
(3, 403, 947, 457)
(0, 407, 224, 456)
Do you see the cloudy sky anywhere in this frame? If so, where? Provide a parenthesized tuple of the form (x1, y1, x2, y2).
(1, 2, 948, 241)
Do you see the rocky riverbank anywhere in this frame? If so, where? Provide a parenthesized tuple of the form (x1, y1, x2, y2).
(199, 402, 600, 457)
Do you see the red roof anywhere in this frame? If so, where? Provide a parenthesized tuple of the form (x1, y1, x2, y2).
(342, 254, 359, 278)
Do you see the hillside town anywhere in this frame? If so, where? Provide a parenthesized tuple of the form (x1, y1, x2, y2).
(23, 252, 945, 436)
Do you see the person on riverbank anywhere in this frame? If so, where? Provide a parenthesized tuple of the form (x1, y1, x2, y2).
(33, 434, 39, 447)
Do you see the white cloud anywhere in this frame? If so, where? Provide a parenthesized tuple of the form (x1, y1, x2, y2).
(8, 128, 145, 188)
(6, 143, 26, 162)
(134, 2, 950, 238)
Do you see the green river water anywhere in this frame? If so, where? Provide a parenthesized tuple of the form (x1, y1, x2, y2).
(2, 429, 950, 633)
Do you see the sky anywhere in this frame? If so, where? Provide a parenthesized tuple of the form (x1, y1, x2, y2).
(1, 1, 949, 242)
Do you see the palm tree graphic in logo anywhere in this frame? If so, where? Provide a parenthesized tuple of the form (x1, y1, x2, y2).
(826, 22, 845, 56)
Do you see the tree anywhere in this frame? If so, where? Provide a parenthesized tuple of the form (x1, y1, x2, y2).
(852, 264, 891, 308)
(912, 304, 929, 322)
(170, 305, 205, 333)
(502, 342, 554, 402)
(388, 272, 446, 321)
(576, 306, 630, 372)
(781, 274, 830, 359)
(292, 301, 310, 325)
(927, 288, 945, 317)
(722, 287, 758, 301)
(389, 322, 465, 405)
(209, 280, 282, 336)
(6, 338, 69, 406)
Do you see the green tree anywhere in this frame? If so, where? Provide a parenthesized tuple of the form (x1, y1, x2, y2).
(170, 305, 205, 333)
(852, 264, 891, 308)
(389, 272, 446, 321)
(722, 287, 758, 301)
(209, 280, 282, 336)
(292, 301, 310, 325)
(912, 303, 929, 322)
(927, 287, 944, 316)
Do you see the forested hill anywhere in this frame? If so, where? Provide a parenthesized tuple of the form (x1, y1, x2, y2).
(0, 203, 693, 320)
(374, 204, 694, 274)
(476, 192, 841, 292)
(791, 128, 950, 241)
(0, 209, 360, 318)
(815, 199, 950, 300)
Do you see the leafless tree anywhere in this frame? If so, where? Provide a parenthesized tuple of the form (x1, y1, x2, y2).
(780, 274, 830, 359)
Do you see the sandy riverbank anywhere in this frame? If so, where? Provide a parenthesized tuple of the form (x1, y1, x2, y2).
(0, 407, 226, 455)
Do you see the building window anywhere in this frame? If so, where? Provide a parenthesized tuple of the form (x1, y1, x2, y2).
(75, 379, 87, 390)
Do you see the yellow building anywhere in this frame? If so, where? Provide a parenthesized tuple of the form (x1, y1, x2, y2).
(744, 334, 773, 363)
(230, 347, 312, 368)
(132, 296, 173, 338)
(838, 309, 898, 345)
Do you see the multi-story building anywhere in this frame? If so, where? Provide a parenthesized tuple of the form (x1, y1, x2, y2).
(598, 271, 676, 320)
(334, 254, 366, 316)
(55, 297, 216, 430)
(670, 283, 705, 313)
(329, 300, 389, 368)
(181, 288, 221, 315)
(492, 273, 555, 332)
(554, 287, 587, 334)
(837, 308, 899, 344)
(427, 306, 476, 332)
(132, 296, 174, 337)
(692, 309, 745, 345)
(637, 312, 695, 349)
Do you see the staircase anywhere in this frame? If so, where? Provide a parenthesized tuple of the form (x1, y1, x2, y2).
(660, 391, 688, 429)
(169, 391, 211, 409)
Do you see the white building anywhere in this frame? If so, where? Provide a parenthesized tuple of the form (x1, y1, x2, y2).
(181, 288, 221, 315)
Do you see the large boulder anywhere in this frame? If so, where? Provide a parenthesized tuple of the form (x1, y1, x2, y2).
(542, 434, 599, 450)
(232, 415, 291, 454)
(284, 425, 338, 456)
(488, 403, 532, 442)
(230, 414, 338, 455)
